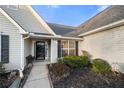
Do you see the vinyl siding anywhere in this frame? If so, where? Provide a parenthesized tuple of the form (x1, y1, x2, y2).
(24, 38, 32, 65)
(0, 12, 23, 70)
(81, 25, 124, 73)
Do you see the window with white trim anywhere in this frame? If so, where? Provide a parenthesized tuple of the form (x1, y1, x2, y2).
(61, 40, 76, 57)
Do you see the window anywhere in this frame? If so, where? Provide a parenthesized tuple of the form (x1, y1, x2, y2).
(1, 35, 9, 63)
(61, 40, 76, 57)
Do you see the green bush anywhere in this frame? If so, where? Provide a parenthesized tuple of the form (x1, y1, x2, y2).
(92, 58, 111, 74)
(0, 63, 5, 73)
(57, 58, 64, 64)
(61, 56, 90, 69)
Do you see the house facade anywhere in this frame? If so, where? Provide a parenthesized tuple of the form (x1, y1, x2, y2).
(68, 5, 124, 73)
(1, 5, 124, 73)
(0, 5, 82, 71)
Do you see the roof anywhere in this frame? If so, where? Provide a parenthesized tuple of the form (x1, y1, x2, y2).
(0, 8, 26, 34)
(47, 23, 76, 36)
(0, 5, 55, 35)
(66, 5, 124, 37)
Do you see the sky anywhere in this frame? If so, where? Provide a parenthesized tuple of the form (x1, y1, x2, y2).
(33, 5, 110, 27)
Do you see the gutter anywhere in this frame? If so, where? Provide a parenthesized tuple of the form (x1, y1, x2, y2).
(23, 35, 30, 40)
(79, 19, 124, 37)
(29, 33, 83, 41)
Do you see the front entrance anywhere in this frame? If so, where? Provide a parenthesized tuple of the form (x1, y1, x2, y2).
(36, 41, 45, 60)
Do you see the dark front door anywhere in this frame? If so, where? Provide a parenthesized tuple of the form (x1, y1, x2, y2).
(36, 41, 45, 60)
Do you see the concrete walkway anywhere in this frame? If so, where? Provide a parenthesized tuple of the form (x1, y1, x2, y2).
(23, 62, 51, 88)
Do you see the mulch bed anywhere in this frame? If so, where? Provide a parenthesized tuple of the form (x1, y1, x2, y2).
(0, 63, 33, 88)
(0, 70, 19, 88)
(48, 64, 124, 88)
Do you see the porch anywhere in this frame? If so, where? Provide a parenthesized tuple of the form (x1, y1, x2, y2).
(23, 33, 83, 65)
(24, 38, 58, 64)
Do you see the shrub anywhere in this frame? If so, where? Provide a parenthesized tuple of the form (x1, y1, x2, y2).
(26, 55, 34, 65)
(0, 63, 5, 73)
(82, 50, 92, 59)
(62, 56, 90, 69)
(92, 58, 111, 74)
(57, 58, 64, 64)
(48, 63, 70, 82)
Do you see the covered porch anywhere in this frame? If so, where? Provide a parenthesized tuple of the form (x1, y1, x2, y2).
(23, 33, 83, 64)
(24, 38, 57, 64)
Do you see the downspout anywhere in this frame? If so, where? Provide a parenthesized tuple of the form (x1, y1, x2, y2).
(19, 33, 30, 78)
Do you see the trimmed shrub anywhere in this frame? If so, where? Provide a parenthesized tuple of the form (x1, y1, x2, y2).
(92, 58, 111, 74)
(62, 56, 90, 69)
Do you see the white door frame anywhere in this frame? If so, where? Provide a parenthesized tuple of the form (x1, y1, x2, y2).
(34, 40, 49, 61)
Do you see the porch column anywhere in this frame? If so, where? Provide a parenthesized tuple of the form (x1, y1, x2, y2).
(78, 41, 83, 56)
(51, 39, 58, 63)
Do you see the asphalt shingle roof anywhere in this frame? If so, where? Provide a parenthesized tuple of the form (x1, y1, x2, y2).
(47, 23, 76, 36)
(66, 5, 124, 37)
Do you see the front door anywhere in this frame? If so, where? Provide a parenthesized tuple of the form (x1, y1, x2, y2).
(36, 41, 45, 60)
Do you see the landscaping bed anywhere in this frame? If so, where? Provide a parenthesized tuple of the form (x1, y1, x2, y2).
(0, 70, 20, 88)
(48, 56, 124, 88)
(0, 63, 33, 88)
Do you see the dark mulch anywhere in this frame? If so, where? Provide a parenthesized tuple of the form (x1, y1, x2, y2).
(48, 64, 124, 88)
(0, 63, 33, 88)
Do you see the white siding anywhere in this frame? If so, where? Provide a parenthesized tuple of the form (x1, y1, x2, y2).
(24, 38, 32, 65)
(24, 39, 31, 57)
(81, 25, 124, 73)
(0, 12, 23, 70)
(31, 40, 35, 57)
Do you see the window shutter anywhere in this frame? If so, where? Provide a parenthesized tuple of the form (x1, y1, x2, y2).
(76, 41, 78, 56)
(58, 40, 61, 58)
(1, 35, 9, 63)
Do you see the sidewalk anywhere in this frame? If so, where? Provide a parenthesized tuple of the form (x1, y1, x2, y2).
(23, 63, 51, 88)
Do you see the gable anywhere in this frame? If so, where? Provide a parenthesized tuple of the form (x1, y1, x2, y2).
(0, 8, 26, 34)
(0, 5, 56, 35)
